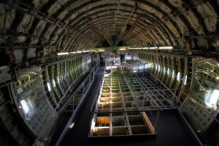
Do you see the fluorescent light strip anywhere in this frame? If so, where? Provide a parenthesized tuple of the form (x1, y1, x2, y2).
(150, 47, 158, 49)
(57, 52, 69, 55)
(98, 49, 105, 52)
(159, 46, 173, 49)
(129, 46, 173, 50)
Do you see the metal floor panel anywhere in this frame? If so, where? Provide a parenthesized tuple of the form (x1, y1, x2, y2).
(60, 67, 201, 146)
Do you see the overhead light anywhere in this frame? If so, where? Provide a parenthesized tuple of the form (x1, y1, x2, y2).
(149, 47, 158, 49)
(98, 49, 105, 52)
(159, 46, 173, 50)
(77, 51, 82, 53)
(57, 52, 69, 55)
(129, 46, 173, 50)
(70, 52, 77, 54)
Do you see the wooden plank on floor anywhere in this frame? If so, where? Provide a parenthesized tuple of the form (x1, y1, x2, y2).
(142, 112, 155, 134)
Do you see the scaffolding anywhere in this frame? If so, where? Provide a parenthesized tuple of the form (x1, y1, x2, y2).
(88, 66, 174, 139)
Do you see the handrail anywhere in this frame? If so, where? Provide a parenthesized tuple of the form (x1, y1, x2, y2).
(55, 72, 85, 109)
(89, 67, 105, 113)
(53, 64, 100, 146)
(32, 63, 99, 145)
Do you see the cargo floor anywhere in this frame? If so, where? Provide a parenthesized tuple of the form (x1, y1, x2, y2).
(59, 67, 201, 146)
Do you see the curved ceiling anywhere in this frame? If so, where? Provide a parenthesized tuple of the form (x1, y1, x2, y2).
(0, 0, 219, 53)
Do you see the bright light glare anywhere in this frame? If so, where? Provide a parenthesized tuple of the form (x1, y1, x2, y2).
(119, 48, 126, 51)
(57, 77, 60, 84)
(129, 46, 173, 50)
(98, 49, 105, 52)
(159, 46, 173, 50)
(69, 123, 75, 128)
(52, 79, 56, 87)
(20, 100, 29, 114)
(184, 75, 187, 85)
(167, 68, 170, 75)
(150, 47, 158, 49)
(158, 65, 160, 72)
(205, 89, 219, 109)
(91, 121, 95, 129)
(177, 72, 180, 81)
(57, 52, 69, 55)
(47, 83, 51, 92)
(145, 64, 150, 69)
(139, 65, 144, 69)
(172, 70, 175, 78)
(70, 52, 77, 54)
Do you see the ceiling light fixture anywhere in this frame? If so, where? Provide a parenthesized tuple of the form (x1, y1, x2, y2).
(149, 47, 158, 49)
(159, 46, 173, 50)
(57, 52, 69, 55)
(142, 47, 149, 49)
